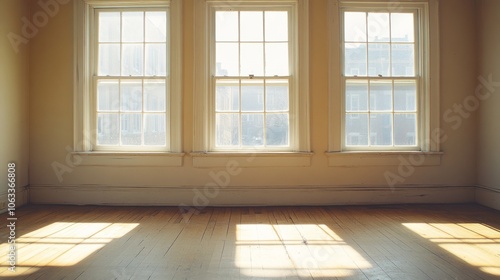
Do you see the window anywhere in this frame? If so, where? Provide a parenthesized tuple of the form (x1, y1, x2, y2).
(193, 0, 310, 153)
(328, 0, 440, 155)
(74, 0, 182, 153)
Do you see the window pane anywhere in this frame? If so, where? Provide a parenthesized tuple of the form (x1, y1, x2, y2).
(240, 11, 263, 42)
(99, 44, 120, 76)
(368, 13, 390, 42)
(122, 44, 144, 76)
(370, 81, 392, 111)
(144, 114, 166, 145)
(392, 44, 415, 76)
(394, 81, 416, 111)
(346, 80, 368, 112)
(145, 43, 167, 76)
(241, 80, 264, 112)
(216, 43, 239, 76)
(265, 43, 289, 76)
(144, 80, 166, 112)
(391, 13, 414, 42)
(216, 11, 238, 42)
(368, 43, 390, 76)
(344, 12, 366, 42)
(240, 43, 264, 76)
(265, 11, 288, 41)
(121, 114, 142, 145)
(145, 12, 167, 42)
(216, 80, 239, 112)
(122, 12, 144, 43)
(345, 43, 367, 76)
(121, 80, 142, 112)
(242, 114, 264, 146)
(216, 113, 239, 146)
(97, 80, 119, 111)
(99, 12, 120, 42)
(266, 80, 288, 112)
(394, 113, 416, 146)
(345, 113, 368, 146)
(97, 113, 119, 145)
(266, 113, 289, 146)
(370, 113, 392, 146)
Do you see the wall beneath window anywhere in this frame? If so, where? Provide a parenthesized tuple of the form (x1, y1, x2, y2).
(29, 0, 481, 206)
(0, 0, 30, 212)
(476, 0, 500, 210)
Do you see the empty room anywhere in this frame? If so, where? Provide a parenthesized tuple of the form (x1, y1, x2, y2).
(1, 0, 499, 279)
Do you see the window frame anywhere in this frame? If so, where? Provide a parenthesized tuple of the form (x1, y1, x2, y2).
(328, 0, 441, 157)
(74, 0, 182, 153)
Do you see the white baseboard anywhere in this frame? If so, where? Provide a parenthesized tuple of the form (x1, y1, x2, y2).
(29, 184, 475, 207)
(475, 185, 500, 211)
(0, 185, 29, 214)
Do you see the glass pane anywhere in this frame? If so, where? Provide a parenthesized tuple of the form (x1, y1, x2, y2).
(368, 43, 390, 76)
(240, 11, 263, 42)
(265, 43, 289, 76)
(345, 113, 368, 146)
(98, 44, 120, 76)
(266, 113, 289, 146)
(216, 80, 239, 112)
(265, 11, 288, 41)
(240, 43, 264, 76)
(266, 80, 288, 111)
(368, 13, 390, 42)
(144, 80, 166, 112)
(394, 81, 416, 111)
(216, 11, 238, 42)
(370, 114, 392, 146)
(392, 44, 415, 76)
(97, 113, 119, 145)
(121, 114, 142, 145)
(145, 12, 167, 42)
(394, 113, 416, 146)
(144, 114, 166, 145)
(344, 12, 366, 42)
(97, 80, 119, 111)
(346, 80, 368, 112)
(122, 44, 144, 76)
(391, 13, 414, 42)
(216, 113, 239, 146)
(145, 43, 167, 76)
(344, 43, 367, 76)
(122, 12, 144, 43)
(121, 80, 142, 112)
(99, 12, 120, 42)
(370, 81, 392, 111)
(242, 114, 264, 146)
(216, 43, 239, 76)
(241, 80, 264, 112)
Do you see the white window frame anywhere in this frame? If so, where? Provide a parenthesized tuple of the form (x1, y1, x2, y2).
(327, 0, 442, 165)
(74, 0, 182, 154)
(193, 0, 310, 154)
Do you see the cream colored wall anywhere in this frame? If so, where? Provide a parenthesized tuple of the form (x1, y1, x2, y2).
(0, 0, 30, 210)
(29, 0, 480, 205)
(477, 0, 500, 209)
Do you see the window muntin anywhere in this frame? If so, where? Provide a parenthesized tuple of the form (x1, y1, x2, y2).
(342, 9, 419, 150)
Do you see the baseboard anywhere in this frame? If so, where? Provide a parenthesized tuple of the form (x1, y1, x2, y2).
(0, 185, 29, 214)
(475, 185, 500, 211)
(29, 184, 475, 207)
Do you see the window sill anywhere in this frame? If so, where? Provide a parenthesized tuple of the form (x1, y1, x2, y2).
(72, 152, 185, 167)
(325, 151, 443, 167)
(190, 152, 314, 167)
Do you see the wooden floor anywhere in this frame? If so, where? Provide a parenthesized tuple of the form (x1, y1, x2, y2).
(0, 204, 499, 280)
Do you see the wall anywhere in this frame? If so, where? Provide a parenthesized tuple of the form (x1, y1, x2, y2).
(0, 0, 30, 212)
(476, 0, 500, 210)
(29, 0, 479, 206)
